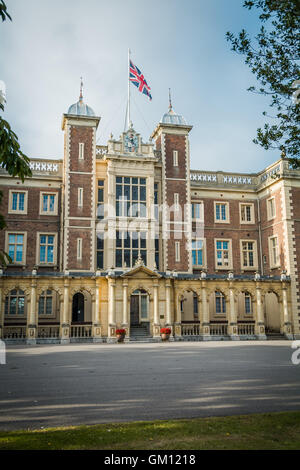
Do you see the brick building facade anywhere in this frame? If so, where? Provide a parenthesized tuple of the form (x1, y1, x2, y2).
(0, 91, 299, 343)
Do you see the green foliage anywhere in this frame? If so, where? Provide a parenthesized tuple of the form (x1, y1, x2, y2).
(226, 0, 300, 167)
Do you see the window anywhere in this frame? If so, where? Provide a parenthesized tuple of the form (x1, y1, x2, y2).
(193, 294, 198, 315)
(78, 188, 83, 208)
(79, 142, 85, 160)
(175, 241, 180, 262)
(267, 197, 276, 220)
(173, 150, 178, 166)
(269, 235, 280, 268)
(38, 290, 53, 316)
(97, 180, 104, 219)
(8, 190, 27, 214)
(215, 202, 229, 223)
(96, 233, 104, 269)
(155, 236, 160, 270)
(5, 289, 25, 316)
(192, 239, 205, 267)
(192, 202, 204, 221)
(77, 238, 82, 261)
(240, 203, 254, 223)
(241, 240, 257, 269)
(40, 192, 58, 215)
(116, 176, 146, 218)
(215, 291, 226, 314)
(244, 293, 252, 314)
(38, 234, 56, 265)
(6, 233, 26, 264)
(154, 183, 159, 221)
(174, 193, 179, 210)
(215, 239, 231, 269)
(116, 231, 147, 268)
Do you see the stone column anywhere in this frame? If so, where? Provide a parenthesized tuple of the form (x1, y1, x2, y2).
(201, 282, 210, 339)
(229, 285, 239, 340)
(27, 278, 37, 344)
(282, 285, 293, 339)
(153, 282, 160, 338)
(122, 281, 129, 338)
(106, 168, 116, 270)
(107, 277, 116, 341)
(93, 277, 102, 342)
(255, 284, 266, 339)
(61, 278, 70, 343)
(165, 281, 171, 325)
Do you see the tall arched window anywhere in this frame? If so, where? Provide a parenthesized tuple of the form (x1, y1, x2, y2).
(244, 292, 252, 314)
(215, 291, 226, 314)
(5, 289, 25, 316)
(38, 290, 53, 316)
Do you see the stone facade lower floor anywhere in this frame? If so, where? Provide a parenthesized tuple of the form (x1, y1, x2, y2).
(0, 265, 297, 344)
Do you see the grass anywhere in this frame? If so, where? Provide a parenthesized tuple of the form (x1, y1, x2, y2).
(0, 411, 300, 450)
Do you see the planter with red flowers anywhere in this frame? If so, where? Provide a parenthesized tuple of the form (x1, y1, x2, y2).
(160, 327, 171, 341)
(116, 329, 126, 343)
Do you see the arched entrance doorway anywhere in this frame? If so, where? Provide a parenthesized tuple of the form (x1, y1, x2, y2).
(72, 292, 85, 323)
(130, 289, 149, 327)
(264, 291, 281, 333)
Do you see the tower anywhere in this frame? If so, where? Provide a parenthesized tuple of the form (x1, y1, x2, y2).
(151, 98, 193, 273)
(61, 82, 100, 272)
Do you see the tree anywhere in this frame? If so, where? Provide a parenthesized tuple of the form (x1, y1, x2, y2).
(0, 0, 32, 264)
(226, 0, 300, 168)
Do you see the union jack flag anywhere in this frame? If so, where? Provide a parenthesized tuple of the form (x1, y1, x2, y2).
(129, 60, 152, 101)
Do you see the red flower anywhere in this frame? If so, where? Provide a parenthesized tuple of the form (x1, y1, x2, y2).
(160, 328, 171, 335)
(116, 329, 126, 335)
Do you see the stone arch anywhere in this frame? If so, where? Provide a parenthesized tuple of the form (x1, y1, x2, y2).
(209, 288, 228, 320)
(70, 288, 93, 323)
(128, 284, 152, 301)
(264, 290, 281, 333)
(237, 290, 254, 319)
(177, 287, 200, 322)
(37, 288, 61, 319)
(3, 287, 28, 318)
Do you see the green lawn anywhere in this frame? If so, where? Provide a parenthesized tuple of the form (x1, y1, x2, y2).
(0, 411, 300, 450)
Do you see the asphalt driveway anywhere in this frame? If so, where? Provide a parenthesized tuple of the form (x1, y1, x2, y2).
(0, 341, 299, 430)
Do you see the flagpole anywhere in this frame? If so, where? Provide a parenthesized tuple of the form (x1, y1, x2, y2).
(128, 48, 131, 129)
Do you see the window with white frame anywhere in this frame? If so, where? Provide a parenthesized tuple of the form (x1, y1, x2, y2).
(173, 150, 178, 166)
(79, 142, 85, 160)
(174, 193, 179, 210)
(116, 231, 147, 268)
(175, 241, 180, 262)
(240, 203, 254, 223)
(192, 202, 204, 221)
(269, 235, 280, 267)
(6, 233, 26, 264)
(267, 197, 276, 220)
(78, 188, 83, 208)
(40, 192, 57, 215)
(215, 291, 226, 314)
(38, 234, 56, 264)
(77, 238, 82, 261)
(241, 240, 257, 269)
(192, 239, 205, 267)
(8, 190, 27, 214)
(215, 239, 231, 268)
(215, 202, 229, 222)
(5, 289, 25, 316)
(116, 176, 146, 218)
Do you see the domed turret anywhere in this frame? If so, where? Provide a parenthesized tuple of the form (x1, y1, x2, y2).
(67, 78, 95, 117)
(160, 89, 187, 125)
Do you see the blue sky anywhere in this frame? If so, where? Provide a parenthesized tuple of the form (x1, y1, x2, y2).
(0, 0, 280, 173)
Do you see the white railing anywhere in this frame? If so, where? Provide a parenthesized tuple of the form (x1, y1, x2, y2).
(210, 323, 228, 336)
(238, 323, 255, 336)
(38, 326, 60, 339)
(3, 326, 27, 339)
(181, 323, 201, 336)
(71, 325, 92, 338)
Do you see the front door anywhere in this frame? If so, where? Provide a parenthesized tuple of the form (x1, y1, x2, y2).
(130, 295, 140, 326)
(72, 293, 85, 323)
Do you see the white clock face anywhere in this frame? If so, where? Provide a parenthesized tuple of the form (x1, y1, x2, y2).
(125, 132, 138, 152)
